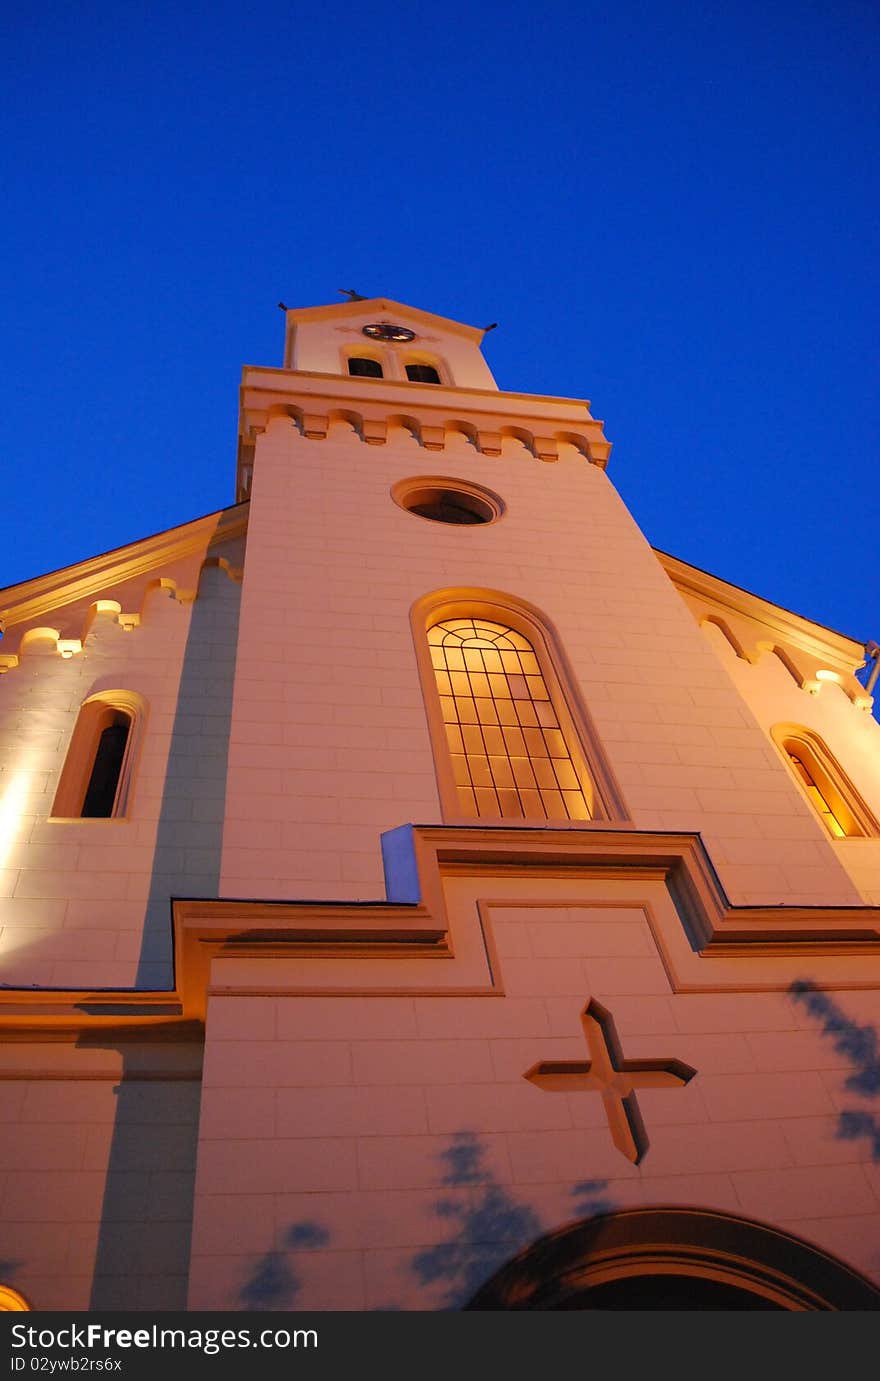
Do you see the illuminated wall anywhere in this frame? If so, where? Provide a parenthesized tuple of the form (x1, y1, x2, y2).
(3, 299, 880, 1313)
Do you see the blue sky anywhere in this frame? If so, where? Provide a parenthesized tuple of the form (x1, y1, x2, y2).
(2, 2, 878, 670)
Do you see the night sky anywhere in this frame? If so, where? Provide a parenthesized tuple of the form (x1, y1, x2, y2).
(3, 2, 878, 676)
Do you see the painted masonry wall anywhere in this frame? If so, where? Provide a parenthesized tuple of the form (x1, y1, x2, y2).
(1, 1056, 200, 1310)
(221, 417, 863, 909)
(192, 408, 880, 1310)
(0, 544, 243, 988)
(189, 953, 880, 1309)
(286, 304, 498, 390)
(698, 620, 880, 905)
(3, 301, 880, 1310)
(0, 534, 241, 1309)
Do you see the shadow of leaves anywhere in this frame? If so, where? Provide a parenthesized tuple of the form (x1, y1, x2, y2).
(790, 979, 880, 1160)
(239, 1221, 330, 1309)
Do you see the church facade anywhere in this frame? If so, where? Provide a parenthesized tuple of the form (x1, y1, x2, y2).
(2, 297, 880, 1311)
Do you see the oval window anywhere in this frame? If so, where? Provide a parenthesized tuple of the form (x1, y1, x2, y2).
(392, 478, 503, 526)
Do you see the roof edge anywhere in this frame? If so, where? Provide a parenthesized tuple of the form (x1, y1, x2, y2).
(283, 297, 486, 343)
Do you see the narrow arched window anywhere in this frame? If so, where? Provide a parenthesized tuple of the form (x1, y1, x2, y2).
(348, 357, 383, 378)
(773, 726, 878, 839)
(427, 617, 595, 821)
(405, 363, 441, 384)
(52, 692, 145, 821)
(81, 713, 130, 817)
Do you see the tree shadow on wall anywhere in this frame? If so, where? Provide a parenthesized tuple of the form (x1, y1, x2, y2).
(236, 1132, 612, 1311)
(239, 1223, 330, 1311)
(407, 1132, 612, 1310)
(789, 979, 880, 1160)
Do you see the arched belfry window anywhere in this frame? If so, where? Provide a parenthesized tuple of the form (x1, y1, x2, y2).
(416, 599, 625, 824)
(52, 691, 146, 821)
(405, 363, 441, 384)
(348, 356, 383, 378)
(772, 725, 878, 840)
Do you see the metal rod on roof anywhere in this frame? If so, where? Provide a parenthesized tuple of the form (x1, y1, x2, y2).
(864, 641, 880, 695)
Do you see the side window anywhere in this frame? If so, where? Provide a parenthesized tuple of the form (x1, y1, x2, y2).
(773, 726, 878, 839)
(348, 357, 383, 378)
(52, 692, 145, 820)
(81, 713, 131, 817)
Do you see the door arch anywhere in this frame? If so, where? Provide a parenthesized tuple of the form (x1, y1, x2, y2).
(464, 1208, 880, 1310)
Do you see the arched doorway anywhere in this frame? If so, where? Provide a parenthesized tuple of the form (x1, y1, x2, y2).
(464, 1208, 880, 1310)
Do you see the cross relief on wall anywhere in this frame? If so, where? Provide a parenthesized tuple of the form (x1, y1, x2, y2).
(524, 997, 697, 1164)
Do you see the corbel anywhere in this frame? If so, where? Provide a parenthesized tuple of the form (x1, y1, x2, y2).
(302, 414, 328, 440)
(362, 418, 388, 446)
(586, 439, 612, 468)
(477, 430, 503, 457)
(420, 426, 445, 452)
(533, 436, 559, 462)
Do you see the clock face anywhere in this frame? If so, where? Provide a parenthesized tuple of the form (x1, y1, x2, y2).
(362, 323, 415, 343)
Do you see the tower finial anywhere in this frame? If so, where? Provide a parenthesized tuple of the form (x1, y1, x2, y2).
(339, 288, 366, 301)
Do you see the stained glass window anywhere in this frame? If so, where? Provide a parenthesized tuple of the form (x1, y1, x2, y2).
(427, 617, 593, 821)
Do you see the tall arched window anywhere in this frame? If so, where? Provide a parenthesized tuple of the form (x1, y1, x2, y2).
(772, 725, 878, 839)
(51, 691, 146, 821)
(418, 601, 622, 823)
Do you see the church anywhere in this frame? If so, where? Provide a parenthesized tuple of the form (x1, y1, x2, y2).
(1, 295, 880, 1311)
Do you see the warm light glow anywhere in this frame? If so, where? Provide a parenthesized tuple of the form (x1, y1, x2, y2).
(786, 750, 847, 838)
(428, 618, 592, 821)
(815, 669, 841, 683)
(0, 1285, 29, 1310)
(0, 771, 30, 873)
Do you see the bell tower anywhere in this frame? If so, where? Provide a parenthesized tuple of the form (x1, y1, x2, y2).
(223, 292, 867, 909)
(281, 296, 499, 387)
(223, 295, 616, 902)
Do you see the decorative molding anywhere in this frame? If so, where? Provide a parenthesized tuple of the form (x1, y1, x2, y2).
(0, 509, 246, 673)
(282, 296, 488, 345)
(236, 368, 612, 500)
(0, 505, 248, 635)
(656, 546, 872, 710)
(2, 826, 879, 1053)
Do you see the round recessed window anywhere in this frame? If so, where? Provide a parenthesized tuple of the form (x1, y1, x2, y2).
(392, 478, 504, 526)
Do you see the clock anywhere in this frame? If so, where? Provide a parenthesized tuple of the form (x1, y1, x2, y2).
(362, 323, 415, 343)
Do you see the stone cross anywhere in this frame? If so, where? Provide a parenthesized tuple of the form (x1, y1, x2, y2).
(524, 998, 696, 1164)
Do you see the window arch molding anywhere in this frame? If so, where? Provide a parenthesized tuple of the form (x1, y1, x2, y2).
(51, 689, 148, 821)
(770, 723, 879, 839)
(410, 588, 627, 825)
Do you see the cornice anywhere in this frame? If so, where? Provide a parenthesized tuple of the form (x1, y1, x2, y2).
(655, 547, 871, 709)
(0, 504, 248, 635)
(282, 297, 486, 343)
(1, 826, 878, 1050)
(235, 369, 612, 499)
(655, 548, 863, 664)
